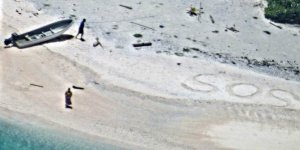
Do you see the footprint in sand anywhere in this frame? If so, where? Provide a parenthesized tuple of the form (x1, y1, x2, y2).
(228, 83, 259, 98)
(269, 89, 299, 107)
(182, 74, 218, 92)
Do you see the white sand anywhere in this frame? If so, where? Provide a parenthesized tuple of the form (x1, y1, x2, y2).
(1, 0, 300, 149)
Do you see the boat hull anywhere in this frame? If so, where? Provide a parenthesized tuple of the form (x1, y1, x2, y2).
(13, 19, 73, 48)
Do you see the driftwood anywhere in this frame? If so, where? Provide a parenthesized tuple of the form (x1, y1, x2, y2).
(72, 85, 84, 90)
(263, 31, 271, 35)
(133, 42, 152, 47)
(269, 22, 282, 29)
(209, 15, 215, 24)
(212, 30, 219, 33)
(226, 26, 239, 33)
(30, 83, 43, 88)
(119, 4, 133, 10)
(130, 22, 155, 31)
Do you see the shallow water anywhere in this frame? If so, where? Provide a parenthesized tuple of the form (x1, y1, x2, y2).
(0, 116, 122, 150)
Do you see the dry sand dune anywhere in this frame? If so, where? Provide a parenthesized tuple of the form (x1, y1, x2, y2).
(1, 0, 300, 149)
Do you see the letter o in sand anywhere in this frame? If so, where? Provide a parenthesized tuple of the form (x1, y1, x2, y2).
(228, 83, 259, 98)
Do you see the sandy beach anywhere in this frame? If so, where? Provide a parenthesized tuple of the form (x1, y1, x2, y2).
(1, 0, 300, 149)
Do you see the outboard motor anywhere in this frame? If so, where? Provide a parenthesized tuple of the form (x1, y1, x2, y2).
(4, 32, 18, 46)
(4, 38, 12, 46)
(11, 32, 18, 40)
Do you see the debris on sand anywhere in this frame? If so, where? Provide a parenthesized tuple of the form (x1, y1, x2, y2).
(253, 1, 264, 8)
(119, 4, 133, 10)
(43, 3, 51, 7)
(32, 12, 39, 16)
(269, 22, 283, 29)
(30, 83, 44, 88)
(187, 4, 204, 22)
(182, 47, 300, 80)
(73, 86, 84, 90)
(212, 30, 219, 33)
(69, 14, 77, 20)
(130, 22, 155, 31)
(133, 33, 143, 38)
(263, 30, 271, 35)
(112, 25, 119, 30)
(226, 26, 239, 33)
(187, 7, 198, 16)
(175, 52, 184, 57)
(159, 25, 165, 28)
(133, 42, 152, 47)
(16, 9, 22, 15)
(183, 48, 190, 52)
(210, 15, 215, 24)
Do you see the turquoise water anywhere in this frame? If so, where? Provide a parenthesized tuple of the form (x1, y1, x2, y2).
(0, 116, 122, 150)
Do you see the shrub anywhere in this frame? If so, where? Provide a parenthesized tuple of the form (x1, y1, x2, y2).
(265, 0, 300, 24)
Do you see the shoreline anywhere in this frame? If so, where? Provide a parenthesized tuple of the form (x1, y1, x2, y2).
(0, 106, 127, 150)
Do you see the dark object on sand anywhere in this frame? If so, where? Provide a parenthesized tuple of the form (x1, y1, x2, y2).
(253, 2, 264, 7)
(133, 42, 152, 47)
(130, 22, 155, 31)
(226, 26, 239, 33)
(269, 22, 282, 29)
(4, 19, 73, 48)
(159, 25, 165, 28)
(175, 52, 184, 57)
(72, 86, 84, 90)
(16, 9, 22, 15)
(119, 4, 133, 10)
(93, 37, 103, 48)
(212, 30, 219, 33)
(65, 88, 73, 109)
(209, 15, 215, 24)
(263, 30, 271, 35)
(30, 83, 44, 88)
(187, 7, 198, 16)
(133, 33, 143, 38)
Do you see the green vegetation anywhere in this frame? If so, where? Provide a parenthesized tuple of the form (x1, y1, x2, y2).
(265, 0, 300, 24)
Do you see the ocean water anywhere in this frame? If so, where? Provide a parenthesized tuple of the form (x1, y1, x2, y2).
(0, 116, 122, 150)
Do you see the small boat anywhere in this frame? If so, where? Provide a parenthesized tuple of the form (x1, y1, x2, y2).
(4, 19, 73, 48)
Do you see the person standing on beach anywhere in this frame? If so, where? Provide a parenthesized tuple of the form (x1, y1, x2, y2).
(75, 18, 86, 40)
(65, 88, 73, 109)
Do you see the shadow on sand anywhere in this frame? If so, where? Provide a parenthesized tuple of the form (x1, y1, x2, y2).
(46, 34, 74, 43)
(37, 34, 74, 47)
